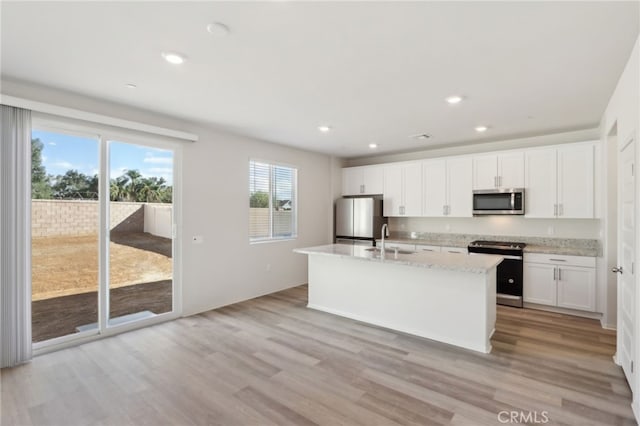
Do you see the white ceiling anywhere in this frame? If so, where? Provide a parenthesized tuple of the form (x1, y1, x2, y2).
(1, 1, 638, 158)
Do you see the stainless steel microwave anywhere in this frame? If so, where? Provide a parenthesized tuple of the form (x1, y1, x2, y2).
(473, 188, 525, 215)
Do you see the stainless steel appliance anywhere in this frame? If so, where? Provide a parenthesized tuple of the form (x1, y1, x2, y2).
(473, 188, 525, 215)
(335, 197, 386, 246)
(468, 240, 526, 307)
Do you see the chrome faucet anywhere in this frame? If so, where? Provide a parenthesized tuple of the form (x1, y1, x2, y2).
(380, 223, 390, 255)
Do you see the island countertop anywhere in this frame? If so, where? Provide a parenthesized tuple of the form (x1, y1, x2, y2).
(294, 244, 503, 274)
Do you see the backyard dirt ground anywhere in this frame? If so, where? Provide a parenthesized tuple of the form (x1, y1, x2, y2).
(32, 232, 172, 301)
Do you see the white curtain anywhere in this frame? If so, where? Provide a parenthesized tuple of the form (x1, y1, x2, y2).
(0, 104, 32, 368)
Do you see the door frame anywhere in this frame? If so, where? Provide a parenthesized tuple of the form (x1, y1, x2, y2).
(31, 115, 183, 355)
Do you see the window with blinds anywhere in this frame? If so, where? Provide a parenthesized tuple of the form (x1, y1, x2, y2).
(249, 160, 297, 242)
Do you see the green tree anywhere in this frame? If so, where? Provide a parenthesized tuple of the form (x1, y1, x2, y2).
(250, 191, 269, 208)
(109, 169, 172, 203)
(31, 138, 52, 199)
(52, 169, 97, 199)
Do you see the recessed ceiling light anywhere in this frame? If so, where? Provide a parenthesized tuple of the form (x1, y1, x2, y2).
(411, 133, 431, 140)
(161, 51, 186, 65)
(207, 22, 230, 36)
(318, 125, 332, 133)
(445, 95, 463, 104)
(368, 143, 378, 149)
(475, 125, 489, 132)
(125, 83, 137, 89)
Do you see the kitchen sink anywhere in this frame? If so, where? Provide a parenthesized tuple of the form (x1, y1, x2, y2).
(365, 247, 416, 255)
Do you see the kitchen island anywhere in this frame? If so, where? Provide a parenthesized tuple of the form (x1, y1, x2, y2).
(294, 244, 503, 353)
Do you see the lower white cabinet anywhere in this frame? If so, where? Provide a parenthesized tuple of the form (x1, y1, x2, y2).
(415, 244, 441, 253)
(383, 242, 416, 251)
(523, 253, 596, 312)
(441, 246, 467, 254)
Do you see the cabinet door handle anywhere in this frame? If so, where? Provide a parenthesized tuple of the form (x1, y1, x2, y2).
(443, 205, 447, 215)
(558, 268, 562, 281)
(554, 204, 558, 216)
(548, 258, 566, 262)
(360, 184, 364, 193)
(559, 204, 563, 216)
(553, 267, 557, 280)
(422, 248, 434, 252)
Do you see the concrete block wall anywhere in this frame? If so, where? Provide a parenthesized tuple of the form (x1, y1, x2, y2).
(31, 200, 145, 237)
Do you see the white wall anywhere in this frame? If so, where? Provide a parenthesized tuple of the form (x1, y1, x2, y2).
(1, 79, 335, 317)
(599, 35, 640, 415)
(180, 124, 333, 316)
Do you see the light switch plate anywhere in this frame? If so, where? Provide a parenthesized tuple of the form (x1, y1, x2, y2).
(192, 235, 204, 244)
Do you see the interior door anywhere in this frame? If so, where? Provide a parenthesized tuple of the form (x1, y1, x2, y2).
(617, 137, 635, 388)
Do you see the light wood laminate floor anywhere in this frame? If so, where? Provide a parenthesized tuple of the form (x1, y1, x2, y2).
(1, 285, 635, 426)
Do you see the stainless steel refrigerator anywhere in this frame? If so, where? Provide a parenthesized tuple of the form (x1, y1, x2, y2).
(335, 197, 386, 246)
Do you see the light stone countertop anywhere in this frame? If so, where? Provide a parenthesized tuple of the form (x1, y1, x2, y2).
(379, 234, 600, 257)
(294, 244, 503, 274)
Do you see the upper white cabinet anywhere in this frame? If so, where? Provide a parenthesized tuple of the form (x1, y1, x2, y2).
(557, 144, 594, 218)
(383, 162, 422, 217)
(342, 165, 384, 196)
(473, 152, 524, 190)
(525, 143, 594, 218)
(423, 157, 472, 217)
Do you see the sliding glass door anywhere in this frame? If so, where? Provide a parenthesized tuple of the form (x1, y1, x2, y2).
(108, 141, 174, 326)
(31, 130, 100, 342)
(31, 124, 178, 347)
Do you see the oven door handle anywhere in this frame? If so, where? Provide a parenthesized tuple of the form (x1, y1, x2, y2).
(468, 252, 522, 260)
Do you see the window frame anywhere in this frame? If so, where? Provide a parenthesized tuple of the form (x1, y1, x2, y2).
(249, 158, 298, 243)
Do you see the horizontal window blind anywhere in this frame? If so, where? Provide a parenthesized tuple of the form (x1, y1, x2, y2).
(249, 160, 297, 242)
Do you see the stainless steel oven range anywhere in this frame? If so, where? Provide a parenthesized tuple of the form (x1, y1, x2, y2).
(468, 240, 526, 308)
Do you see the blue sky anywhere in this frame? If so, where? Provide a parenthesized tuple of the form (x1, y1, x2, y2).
(33, 130, 174, 184)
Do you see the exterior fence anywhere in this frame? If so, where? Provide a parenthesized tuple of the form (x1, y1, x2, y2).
(31, 200, 172, 238)
(249, 208, 293, 238)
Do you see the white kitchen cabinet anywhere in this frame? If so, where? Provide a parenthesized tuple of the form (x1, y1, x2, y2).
(384, 242, 416, 251)
(556, 266, 596, 311)
(524, 143, 594, 218)
(422, 159, 447, 217)
(557, 144, 594, 218)
(383, 162, 422, 217)
(524, 148, 557, 218)
(473, 152, 524, 190)
(422, 157, 472, 217)
(523, 262, 557, 306)
(523, 253, 596, 312)
(447, 157, 473, 217)
(415, 244, 441, 253)
(342, 165, 384, 196)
